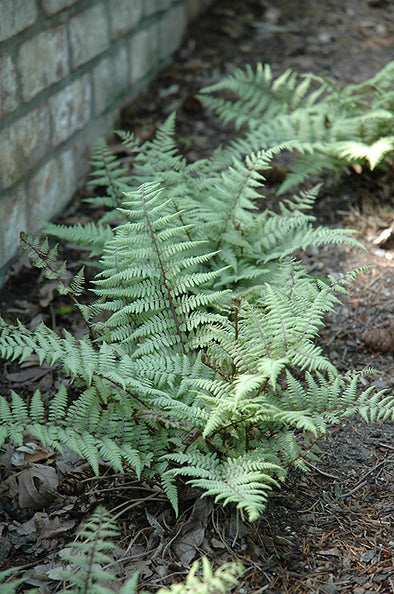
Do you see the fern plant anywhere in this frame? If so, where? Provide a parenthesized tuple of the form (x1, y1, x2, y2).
(200, 60, 394, 193)
(1, 64, 393, 524)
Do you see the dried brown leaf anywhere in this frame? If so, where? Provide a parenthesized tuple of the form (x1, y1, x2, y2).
(0, 464, 59, 509)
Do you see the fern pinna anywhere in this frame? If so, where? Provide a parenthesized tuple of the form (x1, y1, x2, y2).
(1, 65, 393, 522)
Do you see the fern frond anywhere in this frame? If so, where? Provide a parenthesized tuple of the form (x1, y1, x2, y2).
(166, 449, 284, 521)
(88, 138, 132, 208)
(330, 136, 394, 169)
(93, 182, 228, 357)
(200, 63, 324, 129)
(56, 506, 120, 593)
(202, 61, 394, 192)
(0, 568, 33, 594)
(0, 387, 152, 475)
(157, 557, 244, 593)
(45, 220, 114, 259)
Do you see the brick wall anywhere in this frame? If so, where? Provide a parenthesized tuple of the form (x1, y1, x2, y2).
(0, 0, 211, 282)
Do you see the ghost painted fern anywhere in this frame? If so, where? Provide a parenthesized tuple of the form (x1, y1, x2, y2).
(1, 66, 393, 524)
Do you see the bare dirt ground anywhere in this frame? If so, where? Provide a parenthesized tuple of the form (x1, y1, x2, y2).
(0, 0, 393, 591)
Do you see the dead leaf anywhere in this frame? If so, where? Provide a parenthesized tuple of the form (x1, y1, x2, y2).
(0, 464, 59, 509)
(0, 535, 12, 563)
(18, 563, 54, 588)
(11, 512, 75, 541)
(6, 363, 54, 384)
(39, 280, 59, 308)
(33, 512, 76, 539)
(123, 559, 153, 580)
(363, 36, 394, 50)
(362, 327, 394, 353)
(172, 499, 212, 565)
(173, 527, 205, 565)
(211, 537, 226, 549)
(316, 547, 341, 557)
(6, 299, 40, 317)
(11, 442, 56, 466)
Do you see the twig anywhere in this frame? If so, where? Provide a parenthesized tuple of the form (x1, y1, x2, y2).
(339, 458, 392, 499)
(304, 461, 342, 481)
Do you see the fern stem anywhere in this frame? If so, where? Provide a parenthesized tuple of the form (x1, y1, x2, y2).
(83, 507, 105, 593)
(140, 185, 187, 354)
(21, 233, 98, 342)
(214, 163, 256, 253)
(284, 432, 326, 470)
(172, 197, 193, 242)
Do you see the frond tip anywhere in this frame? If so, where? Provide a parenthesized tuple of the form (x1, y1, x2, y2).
(165, 450, 284, 521)
(157, 557, 244, 593)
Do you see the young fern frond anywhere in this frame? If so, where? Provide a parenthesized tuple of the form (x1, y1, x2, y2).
(157, 557, 244, 594)
(88, 139, 132, 210)
(203, 147, 284, 257)
(0, 549, 242, 594)
(56, 506, 121, 594)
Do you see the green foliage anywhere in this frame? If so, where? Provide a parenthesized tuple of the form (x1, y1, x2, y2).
(156, 557, 244, 594)
(0, 567, 37, 594)
(0, 63, 392, 526)
(200, 61, 394, 192)
(56, 506, 121, 593)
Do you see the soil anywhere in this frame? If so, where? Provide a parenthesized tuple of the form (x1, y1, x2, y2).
(0, 0, 393, 592)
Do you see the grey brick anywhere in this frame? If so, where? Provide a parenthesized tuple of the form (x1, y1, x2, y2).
(69, 4, 110, 68)
(109, 0, 143, 39)
(42, 0, 79, 16)
(157, 0, 173, 10)
(28, 149, 76, 230)
(0, 55, 19, 119)
(49, 75, 92, 146)
(130, 24, 160, 84)
(144, 0, 158, 17)
(18, 26, 69, 102)
(0, 186, 28, 269)
(0, 0, 37, 42)
(159, 4, 187, 60)
(93, 45, 129, 114)
(0, 106, 50, 189)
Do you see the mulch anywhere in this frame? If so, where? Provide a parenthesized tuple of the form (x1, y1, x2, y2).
(0, 0, 393, 591)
